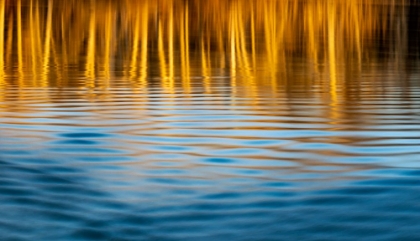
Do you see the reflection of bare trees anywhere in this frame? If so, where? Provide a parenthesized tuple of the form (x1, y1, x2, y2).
(0, 1, 418, 173)
(0, 0, 413, 91)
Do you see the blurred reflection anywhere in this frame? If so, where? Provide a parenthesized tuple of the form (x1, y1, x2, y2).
(0, 1, 417, 133)
(2, 3, 420, 240)
(0, 2, 415, 117)
(0, 0, 415, 87)
(0, 1, 418, 122)
(0, 0, 417, 151)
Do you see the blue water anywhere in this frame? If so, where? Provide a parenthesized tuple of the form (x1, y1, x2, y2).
(2, 83, 420, 240)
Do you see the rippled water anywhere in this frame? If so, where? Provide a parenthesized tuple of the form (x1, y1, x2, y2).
(1, 1, 420, 240)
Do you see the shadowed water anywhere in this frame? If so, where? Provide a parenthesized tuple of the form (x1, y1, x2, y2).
(1, 1, 420, 240)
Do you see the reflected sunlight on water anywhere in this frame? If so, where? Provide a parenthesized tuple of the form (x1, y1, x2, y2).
(1, 1, 420, 240)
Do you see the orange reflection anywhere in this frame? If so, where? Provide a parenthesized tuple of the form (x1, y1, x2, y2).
(0, 0, 409, 95)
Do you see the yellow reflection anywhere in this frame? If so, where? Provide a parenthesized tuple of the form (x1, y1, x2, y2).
(327, 0, 337, 102)
(0, 0, 407, 96)
(0, 0, 5, 83)
(103, 1, 113, 85)
(17, 0, 23, 80)
(41, 0, 53, 87)
(138, 2, 149, 87)
(180, 3, 190, 94)
(86, 0, 96, 86)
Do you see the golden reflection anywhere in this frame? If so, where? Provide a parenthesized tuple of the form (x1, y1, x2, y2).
(86, 0, 96, 86)
(103, 1, 113, 85)
(0, 0, 411, 93)
(41, 0, 52, 86)
(17, 0, 23, 80)
(0, 1, 416, 173)
(0, 0, 5, 83)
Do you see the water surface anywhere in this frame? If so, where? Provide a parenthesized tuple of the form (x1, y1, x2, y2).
(1, 1, 420, 240)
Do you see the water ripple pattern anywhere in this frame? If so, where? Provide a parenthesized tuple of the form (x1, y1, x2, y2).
(1, 82, 420, 240)
(1, 1, 420, 240)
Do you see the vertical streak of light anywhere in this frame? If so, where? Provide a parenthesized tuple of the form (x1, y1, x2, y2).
(179, 7, 185, 89)
(263, 1, 277, 89)
(168, 4, 174, 86)
(307, 2, 319, 78)
(42, 0, 53, 87)
(236, 4, 256, 101)
(185, 3, 190, 92)
(276, 0, 287, 81)
(104, 2, 113, 83)
(181, 2, 190, 93)
(34, 0, 42, 60)
(29, 0, 35, 81)
(129, 5, 140, 82)
(0, 0, 3, 107)
(158, 17, 168, 88)
(29, 0, 39, 83)
(263, 1, 272, 70)
(251, 5, 256, 75)
(201, 37, 211, 94)
(17, 0, 23, 79)
(236, 4, 251, 79)
(217, 11, 225, 71)
(0, 0, 5, 82)
(328, 1, 337, 102)
(86, 0, 96, 87)
(351, 2, 362, 72)
(327, 1, 340, 126)
(139, 2, 148, 87)
(60, 11, 68, 80)
(229, 2, 237, 90)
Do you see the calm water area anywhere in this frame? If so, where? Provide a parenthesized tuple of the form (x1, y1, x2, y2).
(1, 1, 420, 240)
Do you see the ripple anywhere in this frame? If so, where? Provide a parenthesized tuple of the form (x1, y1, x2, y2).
(203, 157, 236, 164)
(60, 132, 110, 139)
(2, 4, 420, 239)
